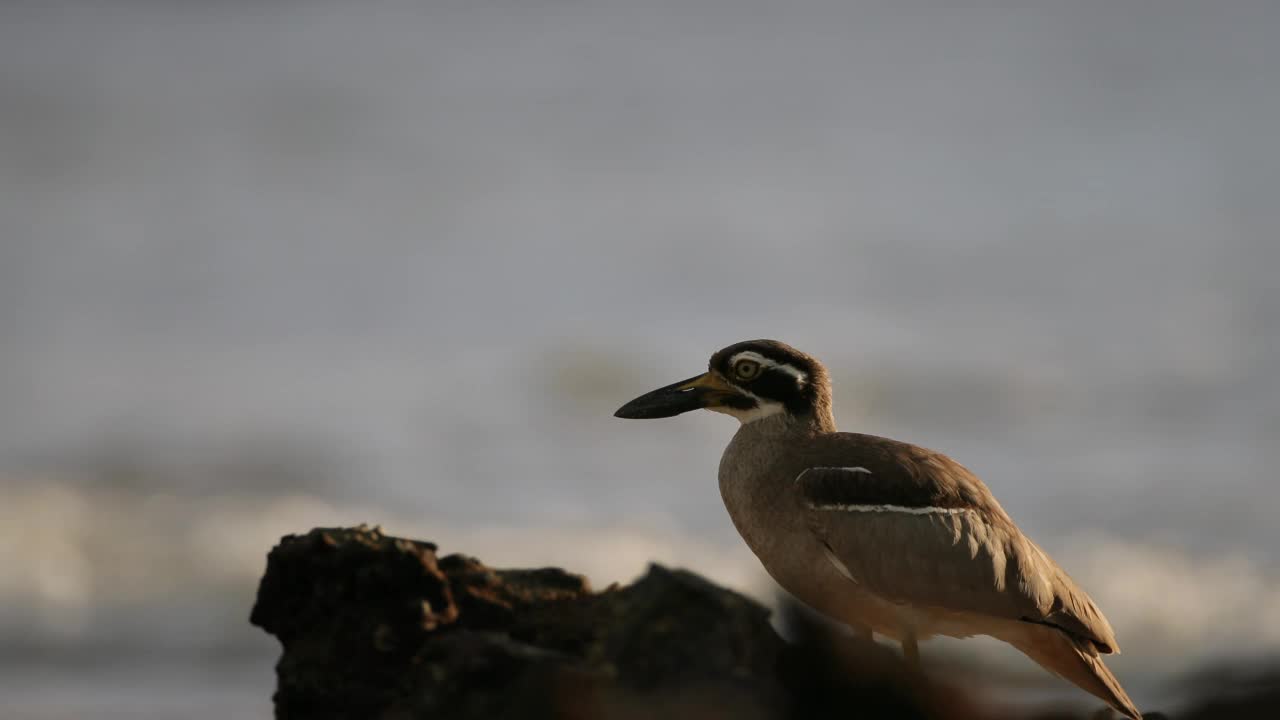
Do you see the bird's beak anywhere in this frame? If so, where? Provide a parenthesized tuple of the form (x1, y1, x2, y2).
(614, 372, 740, 419)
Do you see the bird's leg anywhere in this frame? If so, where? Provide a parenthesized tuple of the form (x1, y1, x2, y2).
(901, 631, 920, 667)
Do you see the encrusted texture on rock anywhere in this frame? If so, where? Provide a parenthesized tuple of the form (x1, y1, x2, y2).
(259, 526, 1280, 719)
(249, 525, 986, 719)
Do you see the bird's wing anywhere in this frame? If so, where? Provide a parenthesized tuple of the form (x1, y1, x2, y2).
(795, 434, 1120, 654)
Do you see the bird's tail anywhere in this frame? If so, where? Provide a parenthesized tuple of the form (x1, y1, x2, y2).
(1007, 625, 1142, 719)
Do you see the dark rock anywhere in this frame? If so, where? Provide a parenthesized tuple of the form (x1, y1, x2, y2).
(250, 525, 1276, 720)
(1172, 664, 1280, 720)
(251, 525, 787, 720)
(775, 602, 982, 720)
(249, 526, 460, 719)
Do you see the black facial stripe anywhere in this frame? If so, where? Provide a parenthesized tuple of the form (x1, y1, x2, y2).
(750, 368, 813, 414)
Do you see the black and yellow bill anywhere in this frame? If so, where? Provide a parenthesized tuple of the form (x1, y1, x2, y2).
(613, 372, 751, 419)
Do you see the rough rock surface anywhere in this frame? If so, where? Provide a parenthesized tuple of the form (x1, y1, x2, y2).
(250, 525, 979, 720)
(250, 526, 1274, 719)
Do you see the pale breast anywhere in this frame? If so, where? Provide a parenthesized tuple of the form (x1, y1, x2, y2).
(717, 426, 906, 635)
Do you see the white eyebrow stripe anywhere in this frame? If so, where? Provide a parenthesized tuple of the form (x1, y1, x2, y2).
(728, 351, 808, 386)
(806, 502, 975, 516)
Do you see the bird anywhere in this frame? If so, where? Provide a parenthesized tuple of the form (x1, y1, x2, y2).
(613, 339, 1141, 718)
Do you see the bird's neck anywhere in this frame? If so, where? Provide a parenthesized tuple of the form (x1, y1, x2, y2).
(810, 398, 837, 433)
(738, 406, 836, 437)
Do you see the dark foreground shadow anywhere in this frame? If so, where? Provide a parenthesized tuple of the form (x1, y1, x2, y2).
(249, 526, 1276, 720)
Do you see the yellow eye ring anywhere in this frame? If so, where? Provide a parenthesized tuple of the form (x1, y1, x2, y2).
(733, 360, 761, 380)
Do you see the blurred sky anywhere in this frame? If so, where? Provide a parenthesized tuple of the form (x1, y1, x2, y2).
(1, 1, 1279, 718)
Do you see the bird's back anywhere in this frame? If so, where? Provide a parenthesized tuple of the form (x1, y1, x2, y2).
(802, 430, 1122, 653)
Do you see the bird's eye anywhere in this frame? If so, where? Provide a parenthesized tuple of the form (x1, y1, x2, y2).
(733, 360, 761, 380)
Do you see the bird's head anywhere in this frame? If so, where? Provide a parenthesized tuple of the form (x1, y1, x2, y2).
(614, 339, 833, 426)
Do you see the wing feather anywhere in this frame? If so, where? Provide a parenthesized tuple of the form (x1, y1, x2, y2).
(795, 449, 1120, 654)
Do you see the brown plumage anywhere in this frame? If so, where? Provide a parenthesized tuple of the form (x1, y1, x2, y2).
(615, 339, 1141, 718)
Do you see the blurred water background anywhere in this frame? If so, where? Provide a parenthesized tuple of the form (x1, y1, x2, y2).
(2, 1, 1278, 718)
